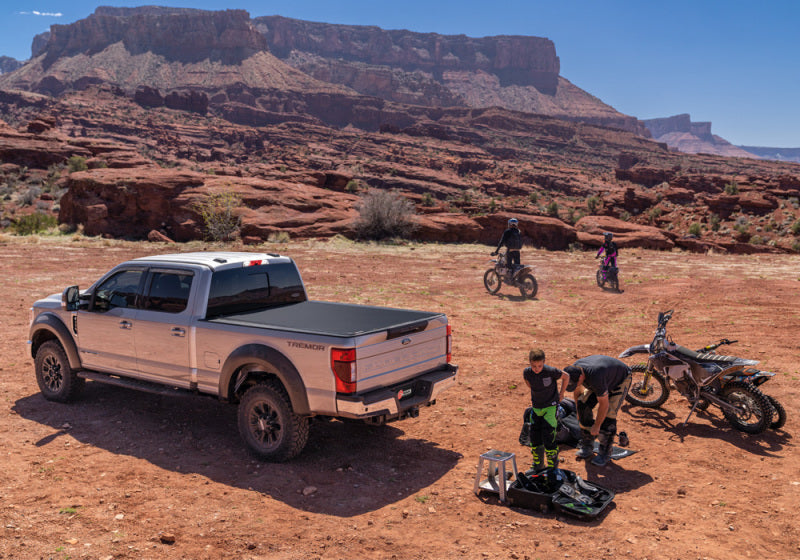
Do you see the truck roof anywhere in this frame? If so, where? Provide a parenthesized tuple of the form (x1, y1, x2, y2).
(130, 252, 292, 270)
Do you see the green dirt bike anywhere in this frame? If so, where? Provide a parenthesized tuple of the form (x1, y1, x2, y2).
(619, 310, 785, 434)
(483, 249, 538, 299)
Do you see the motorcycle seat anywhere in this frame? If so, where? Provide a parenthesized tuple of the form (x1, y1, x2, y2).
(672, 345, 758, 366)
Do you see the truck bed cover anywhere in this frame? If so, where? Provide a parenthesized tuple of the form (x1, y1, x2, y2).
(206, 300, 442, 337)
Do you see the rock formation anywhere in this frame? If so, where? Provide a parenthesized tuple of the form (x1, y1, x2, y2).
(643, 114, 756, 158)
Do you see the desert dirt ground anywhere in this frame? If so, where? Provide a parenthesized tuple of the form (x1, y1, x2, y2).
(1, 236, 799, 560)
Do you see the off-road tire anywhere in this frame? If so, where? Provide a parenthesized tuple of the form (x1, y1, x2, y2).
(595, 269, 605, 288)
(484, 269, 502, 295)
(237, 381, 309, 462)
(608, 272, 620, 293)
(34, 340, 84, 403)
(765, 394, 787, 430)
(625, 364, 669, 408)
(720, 381, 772, 434)
(518, 273, 538, 299)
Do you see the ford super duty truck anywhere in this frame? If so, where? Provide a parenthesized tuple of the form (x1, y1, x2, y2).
(28, 252, 456, 461)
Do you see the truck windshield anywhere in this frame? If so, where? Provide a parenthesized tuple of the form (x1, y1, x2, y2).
(206, 262, 306, 318)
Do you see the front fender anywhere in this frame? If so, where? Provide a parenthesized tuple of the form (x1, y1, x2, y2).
(29, 313, 81, 369)
(618, 344, 650, 359)
(219, 344, 310, 415)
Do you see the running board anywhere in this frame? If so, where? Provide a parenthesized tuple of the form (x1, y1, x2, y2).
(78, 371, 197, 397)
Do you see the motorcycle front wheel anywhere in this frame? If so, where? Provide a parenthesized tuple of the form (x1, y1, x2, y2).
(625, 364, 669, 407)
(595, 269, 605, 288)
(518, 273, 538, 299)
(720, 381, 773, 434)
(484, 269, 502, 294)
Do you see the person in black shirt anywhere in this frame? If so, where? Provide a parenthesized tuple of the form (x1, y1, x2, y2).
(596, 232, 618, 268)
(522, 348, 570, 471)
(492, 218, 523, 272)
(564, 355, 632, 466)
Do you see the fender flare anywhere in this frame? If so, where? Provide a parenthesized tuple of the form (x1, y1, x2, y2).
(29, 313, 82, 370)
(219, 344, 310, 415)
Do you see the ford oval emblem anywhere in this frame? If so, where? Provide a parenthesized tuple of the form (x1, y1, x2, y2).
(401, 337, 411, 345)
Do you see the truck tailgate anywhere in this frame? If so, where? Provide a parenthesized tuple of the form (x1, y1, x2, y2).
(355, 319, 448, 392)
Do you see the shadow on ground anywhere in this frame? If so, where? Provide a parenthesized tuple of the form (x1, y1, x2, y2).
(13, 382, 461, 517)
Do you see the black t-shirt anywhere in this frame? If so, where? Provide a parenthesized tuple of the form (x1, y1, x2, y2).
(523, 364, 563, 408)
(498, 227, 522, 251)
(571, 355, 629, 396)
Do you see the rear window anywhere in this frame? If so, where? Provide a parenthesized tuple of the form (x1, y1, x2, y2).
(206, 262, 306, 318)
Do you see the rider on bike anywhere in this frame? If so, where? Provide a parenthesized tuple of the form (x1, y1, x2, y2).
(596, 232, 618, 269)
(493, 218, 523, 272)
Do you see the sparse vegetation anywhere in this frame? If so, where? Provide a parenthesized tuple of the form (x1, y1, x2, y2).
(67, 156, 88, 173)
(724, 181, 739, 195)
(421, 192, 435, 207)
(345, 179, 359, 193)
(586, 195, 600, 213)
(353, 189, 418, 240)
(12, 212, 59, 235)
(710, 213, 721, 231)
(192, 191, 242, 242)
(688, 222, 702, 236)
(546, 201, 559, 217)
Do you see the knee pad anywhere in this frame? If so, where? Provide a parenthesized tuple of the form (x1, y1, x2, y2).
(599, 417, 617, 436)
(577, 398, 595, 428)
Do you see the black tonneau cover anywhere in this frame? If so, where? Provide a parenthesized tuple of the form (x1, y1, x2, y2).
(207, 300, 441, 337)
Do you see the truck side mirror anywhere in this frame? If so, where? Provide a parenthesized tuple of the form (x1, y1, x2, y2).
(62, 285, 80, 311)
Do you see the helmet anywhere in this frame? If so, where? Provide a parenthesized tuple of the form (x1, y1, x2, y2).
(508, 218, 519, 228)
(604, 232, 613, 242)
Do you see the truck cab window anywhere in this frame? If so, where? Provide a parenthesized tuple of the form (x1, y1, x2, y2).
(92, 269, 144, 312)
(207, 262, 306, 317)
(143, 272, 193, 313)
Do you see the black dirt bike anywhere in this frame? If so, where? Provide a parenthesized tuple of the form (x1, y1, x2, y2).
(483, 249, 538, 299)
(619, 309, 784, 434)
(595, 260, 620, 292)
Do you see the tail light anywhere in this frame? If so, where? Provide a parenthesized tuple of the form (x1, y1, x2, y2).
(446, 324, 452, 363)
(331, 348, 357, 393)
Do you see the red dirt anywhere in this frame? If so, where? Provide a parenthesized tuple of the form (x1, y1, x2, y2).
(1, 237, 798, 560)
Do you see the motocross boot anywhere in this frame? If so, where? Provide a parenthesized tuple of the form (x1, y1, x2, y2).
(530, 446, 545, 472)
(545, 447, 560, 469)
(575, 433, 595, 459)
(591, 431, 614, 466)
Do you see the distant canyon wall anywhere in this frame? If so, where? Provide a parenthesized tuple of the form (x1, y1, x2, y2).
(253, 15, 560, 94)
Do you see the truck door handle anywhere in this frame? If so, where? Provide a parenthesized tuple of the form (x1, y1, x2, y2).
(119, 320, 132, 330)
(171, 327, 186, 337)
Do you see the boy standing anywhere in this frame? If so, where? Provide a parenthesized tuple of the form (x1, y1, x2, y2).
(523, 349, 570, 471)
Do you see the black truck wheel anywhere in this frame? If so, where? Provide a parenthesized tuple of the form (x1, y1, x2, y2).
(237, 382, 309, 461)
(35, 340, 84, 402)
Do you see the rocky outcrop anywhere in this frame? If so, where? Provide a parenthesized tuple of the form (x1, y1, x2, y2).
(0, 56, 23, 74)
(255, 16, 560, 93)
(42, 7, 266, 67)
(644, 114, 757, 158)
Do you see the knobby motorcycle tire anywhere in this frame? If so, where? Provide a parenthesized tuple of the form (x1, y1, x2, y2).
(765, 394, 787, 430)
(483, 269, 502, 295)
(625, 364, 669, 408)
(719, 381, 773, 435)
(517, 273, 538, 299)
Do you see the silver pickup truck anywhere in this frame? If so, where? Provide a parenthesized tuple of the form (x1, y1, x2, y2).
(28, 252, 457, 461)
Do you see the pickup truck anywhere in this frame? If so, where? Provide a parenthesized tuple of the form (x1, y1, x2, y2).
(28, 251, 457, 461)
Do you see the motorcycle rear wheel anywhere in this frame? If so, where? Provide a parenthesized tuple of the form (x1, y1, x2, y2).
(720, 381, 772, 434)
(765, 395, 787, 430)
(625, 364, 669, 407)
(608, 273, 620, 292)
(484, 269, 502, 294)
(518, 273, 538, 299)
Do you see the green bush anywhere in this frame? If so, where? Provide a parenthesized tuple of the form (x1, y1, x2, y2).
(192, 191, 242, 241)
(546, 201, 559, 217)
(724, 181, 739, 195)
(421, 192, 435, 207)
(67, 156, 88, 173)
(586, 195, 600, 213)
(688, 223, 702, 236)
(354, 189, 417, 240)
(709, 213, 721, 231)
(13, 212, 58, 235)
(345, 180, 359, 193)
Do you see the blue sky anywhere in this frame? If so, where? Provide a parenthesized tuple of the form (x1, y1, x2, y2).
(1, 0, 799, 147)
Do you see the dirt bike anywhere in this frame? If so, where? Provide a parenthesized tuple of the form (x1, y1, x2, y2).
(595, 258, 620, 292)
(483, 249, 538, 299)
(618, 309, 784, 434)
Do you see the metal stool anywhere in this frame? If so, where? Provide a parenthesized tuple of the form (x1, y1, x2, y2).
(473, 449, 518, 503)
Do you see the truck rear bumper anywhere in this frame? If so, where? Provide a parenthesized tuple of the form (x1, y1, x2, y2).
(336, 364, 457, 422)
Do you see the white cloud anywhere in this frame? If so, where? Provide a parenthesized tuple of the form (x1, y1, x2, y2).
(18, 11, 64, 17)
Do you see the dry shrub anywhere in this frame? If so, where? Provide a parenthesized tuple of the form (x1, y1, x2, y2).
(354, 189, 417, 240)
